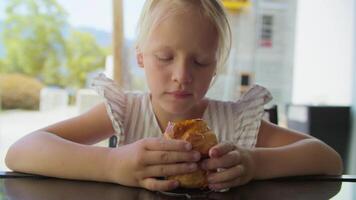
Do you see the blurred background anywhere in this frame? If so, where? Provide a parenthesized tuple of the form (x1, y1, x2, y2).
(0, 0, 355, 178)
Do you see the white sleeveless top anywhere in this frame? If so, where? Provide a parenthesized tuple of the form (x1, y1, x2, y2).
(91, 74, 272, 148)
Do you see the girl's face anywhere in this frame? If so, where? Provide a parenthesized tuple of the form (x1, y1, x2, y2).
(137, 8, 219, 115)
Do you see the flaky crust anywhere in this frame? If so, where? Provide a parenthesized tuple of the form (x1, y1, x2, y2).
(164, 119, 218, 188)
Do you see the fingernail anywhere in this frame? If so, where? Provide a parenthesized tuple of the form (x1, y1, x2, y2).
(207, 176, 213, 183)
(185, 143, 192, 150)
(211, 149, 218, 157)
(188, 163, 197, 170)
(193, 152, 200, 160)
(209, 184, 216, 190)
(200, 162, 207, 169)
(172, 181, 179, 188)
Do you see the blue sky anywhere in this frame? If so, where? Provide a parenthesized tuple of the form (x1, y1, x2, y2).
(0, 0, 145, 39)
(0, 1, 6, 20)
(56, 0, 113, 32)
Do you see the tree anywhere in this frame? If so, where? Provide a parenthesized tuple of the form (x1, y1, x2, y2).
(1, 0, 110, 88)
(2, 0, 68, 86)
(0, 59, 4, 73)
(65, 30, 109, 88)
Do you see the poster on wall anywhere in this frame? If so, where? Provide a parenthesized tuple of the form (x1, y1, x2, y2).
(221, 0, 250, 12)
(260, 14, 273, 48)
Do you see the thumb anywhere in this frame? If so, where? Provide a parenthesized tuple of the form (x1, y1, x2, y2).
(209, 143, 236, 158)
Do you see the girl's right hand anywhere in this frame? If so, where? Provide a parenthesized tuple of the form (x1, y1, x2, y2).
(107, 137, 201, 191)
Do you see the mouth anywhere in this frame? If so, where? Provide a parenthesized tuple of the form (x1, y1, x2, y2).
(167, 91, 193, 99)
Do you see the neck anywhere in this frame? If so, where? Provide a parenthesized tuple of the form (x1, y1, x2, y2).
(150, 96, 207, 133)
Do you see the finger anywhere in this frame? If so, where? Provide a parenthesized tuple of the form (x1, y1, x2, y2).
(144, 151, 201, 165)
(209, 142, 236, 158)
(201, 151, 241, 170)
(207, 165, 245, 184)
(140, 178, 179, 191)
(209, 177, 243, 191)
(142, 137, 191, 151)
(143, 163, 198, 178)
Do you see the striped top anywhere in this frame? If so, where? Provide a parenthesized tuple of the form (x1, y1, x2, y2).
(92, 74, 272, 148)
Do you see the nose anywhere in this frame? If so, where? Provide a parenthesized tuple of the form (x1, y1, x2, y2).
(171, 59, 193, 84)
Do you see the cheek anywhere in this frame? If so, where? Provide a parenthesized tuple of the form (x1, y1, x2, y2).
(197, 78, 212, 93)
(144, 60, 170, 91)
(195, 70, 215, 95)
(197, 69, 215, 85)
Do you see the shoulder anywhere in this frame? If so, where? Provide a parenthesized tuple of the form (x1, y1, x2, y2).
(90, 73, 148, 137)
(206, 85, 273, 148)
(238, 84, 272, 104)
(91, 73, 146, 100)
(207, 84, 272, 113)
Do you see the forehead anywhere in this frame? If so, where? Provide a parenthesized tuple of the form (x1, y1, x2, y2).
(145, 4, 218, 53)
(150, 1, 212, 32)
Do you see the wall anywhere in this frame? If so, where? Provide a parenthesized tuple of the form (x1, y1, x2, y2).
(206, 0, 297, 109)
(253, 0, 297, 115)
(349, 0, 356, 174)
(293, 0, 355, 173)
(293, 0, 353, 105)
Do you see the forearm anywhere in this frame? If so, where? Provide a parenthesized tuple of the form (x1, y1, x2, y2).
(5, 131, 113, 183)
(251, 138, 343, 180)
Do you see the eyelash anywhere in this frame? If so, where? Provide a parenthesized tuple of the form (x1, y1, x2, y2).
(155, 55, 209, 67)
(156, 56, 172, 62)
(194, 60, 209, 67)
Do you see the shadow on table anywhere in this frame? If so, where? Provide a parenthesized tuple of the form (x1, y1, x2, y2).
(3, 178, 342, 200)
(209, 180, 342, 200)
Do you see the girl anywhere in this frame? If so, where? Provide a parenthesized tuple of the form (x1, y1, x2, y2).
(5, 0, 342, 192)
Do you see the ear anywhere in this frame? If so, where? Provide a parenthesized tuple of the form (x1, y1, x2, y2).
(136, 46, 144, 68)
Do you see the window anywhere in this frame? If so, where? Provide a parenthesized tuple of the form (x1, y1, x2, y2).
(0, 0, 112, 171)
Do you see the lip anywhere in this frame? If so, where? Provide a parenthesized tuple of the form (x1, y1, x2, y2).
(167, 91, 193, 99)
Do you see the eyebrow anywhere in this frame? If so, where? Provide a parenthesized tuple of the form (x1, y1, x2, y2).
(151, 44, 217, 58)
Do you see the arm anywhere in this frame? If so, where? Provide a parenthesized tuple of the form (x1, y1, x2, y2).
(252, 120, 343, 179)
(5, 103, 116, 182)
(5, 103, 200, 191)
(201, 120, 343, 191)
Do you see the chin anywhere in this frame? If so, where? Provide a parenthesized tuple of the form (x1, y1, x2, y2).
(162, 103, 194, 115)
(152, 94, 200, 115)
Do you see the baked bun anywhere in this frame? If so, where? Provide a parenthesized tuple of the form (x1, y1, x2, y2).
(164, 119, 218, 188)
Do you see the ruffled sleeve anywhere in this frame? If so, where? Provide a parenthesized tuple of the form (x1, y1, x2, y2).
(91, 73, 126, 142)
(233, 84, 272, 148)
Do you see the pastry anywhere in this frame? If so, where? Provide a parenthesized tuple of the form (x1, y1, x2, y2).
(164, 119, 218, 188)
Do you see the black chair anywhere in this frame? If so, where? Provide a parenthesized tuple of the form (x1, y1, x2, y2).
(109, 135, 118, 148)
(264, 105, 278, 125)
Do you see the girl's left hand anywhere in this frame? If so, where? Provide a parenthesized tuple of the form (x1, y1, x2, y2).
(200, 142, 256, 191)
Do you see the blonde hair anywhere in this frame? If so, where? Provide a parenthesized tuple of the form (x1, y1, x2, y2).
(136, 0, 232, 72)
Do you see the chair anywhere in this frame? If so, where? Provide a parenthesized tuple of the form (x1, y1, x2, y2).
(264, 105, 278, 125)
(109, 135, 118, 148)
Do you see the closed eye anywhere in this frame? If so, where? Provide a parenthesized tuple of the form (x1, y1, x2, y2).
(194, 60, 211, 67)
(155, 55, 173, 62)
